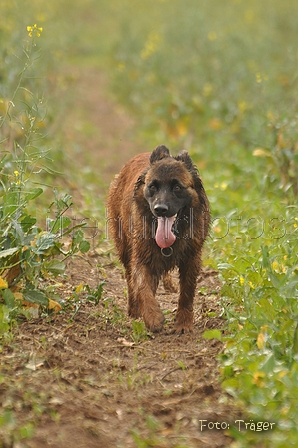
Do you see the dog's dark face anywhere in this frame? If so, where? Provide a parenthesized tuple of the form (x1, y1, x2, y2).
(143, 160, 194, 218)
(141, 145, 205, 248)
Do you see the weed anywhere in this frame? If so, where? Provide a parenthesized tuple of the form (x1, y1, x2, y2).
(85, 282, 105, 305)
(131, 415, 161, 448)
(104, 2, 298, 445)
(0, 26, 90, 335)
(131, 320, 148, 343)
(1, 1, 298, 446)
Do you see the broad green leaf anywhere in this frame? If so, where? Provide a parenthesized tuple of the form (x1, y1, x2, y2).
(3, 191, 18, 217)
(79, 240, 90, 253)
(20, 215, 37, 232)
(34, 233, 56, 254)
(202, 329, 222, 341)
(0, 305, 10, 334)
(72, 229, 84, 244)
(24, 188, 43, 202)
(23, 289, 48, 306)
(51, 216, 72, 233)
(3, 288, 15, 308)
(0, 247, 19, 258)
(43, 259, 65, 276)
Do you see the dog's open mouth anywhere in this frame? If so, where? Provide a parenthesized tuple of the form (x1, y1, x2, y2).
(155, 215, 177, 249)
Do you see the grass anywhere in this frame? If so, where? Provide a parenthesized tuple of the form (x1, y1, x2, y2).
(1, 1, 298, 447)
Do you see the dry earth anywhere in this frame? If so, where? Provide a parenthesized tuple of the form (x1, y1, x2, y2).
(0, 69, 238, 448)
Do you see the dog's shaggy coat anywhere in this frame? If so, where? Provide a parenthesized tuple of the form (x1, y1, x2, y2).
(107, 145, 210, 332)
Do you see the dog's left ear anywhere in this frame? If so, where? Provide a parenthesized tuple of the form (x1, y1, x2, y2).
(150, 145, 170, 164)
(175, 150, 194, 171)
(176, 150, 205, 191)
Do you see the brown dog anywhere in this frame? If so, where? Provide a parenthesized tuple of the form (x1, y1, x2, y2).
(107, 145, 210, 333)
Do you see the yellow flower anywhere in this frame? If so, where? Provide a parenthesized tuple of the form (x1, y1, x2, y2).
(271, 260, 287, 273)
(75, 283, 84, 293)
(208, 31, 217, 41)
(256, 72, 268, 84)
(27, 24, 43, 38)
(271, 260, 279, 271)
(0, 276, 8, 289)
(239, 276, 245, 286)
(118, 63, 125, 72)
(253, 371, 265, 387)
(257, 332, 265, 350)
(203, 83, 213, 97)
(140, 31, 161, 60)
(14, 170, 19, 177)
(238, 101, 248, 113)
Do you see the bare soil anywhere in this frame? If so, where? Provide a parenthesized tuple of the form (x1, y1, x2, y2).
(0, 68, 237, 447)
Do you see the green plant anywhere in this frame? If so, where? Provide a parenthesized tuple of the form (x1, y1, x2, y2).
(131, 415, 161, 448)
(131, 320, 148, 343)
(253, 120, 298, 197)
(0, 26, 90, 334)
(219, 241, 298, 446)
(85, 281, 105, 305)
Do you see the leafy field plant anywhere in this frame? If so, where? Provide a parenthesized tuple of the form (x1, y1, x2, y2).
(110, 0, 298, 197)
(0, 25, 89, 338)
(1, 1, 298, 446)
(102, 1, 298, 445)
(217, 238, 298, 441)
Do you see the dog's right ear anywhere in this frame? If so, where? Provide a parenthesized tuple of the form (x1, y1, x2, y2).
(134, 169, 147, 195)
(150, 145, 170, 164)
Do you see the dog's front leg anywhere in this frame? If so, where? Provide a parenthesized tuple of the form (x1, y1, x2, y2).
(126, 266, 141, 319)
(175, 259, 200, 333)
(132, 264, 164, 332)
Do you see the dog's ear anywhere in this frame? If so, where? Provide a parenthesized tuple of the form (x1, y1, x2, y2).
(176, 150, 207, 202)
(175, 150, 194, 171)
(134, 169, 147, 195)
(150, 145, 170, 164)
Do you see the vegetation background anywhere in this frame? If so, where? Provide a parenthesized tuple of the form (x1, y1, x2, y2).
(1, 0, 298, 447)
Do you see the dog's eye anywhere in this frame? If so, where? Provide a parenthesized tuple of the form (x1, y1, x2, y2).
(149, 184, 157, 192)
(173, 184, 182, 191)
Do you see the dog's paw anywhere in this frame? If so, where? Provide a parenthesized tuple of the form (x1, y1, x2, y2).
(174, 309, 194, 333)
(143, 309, 165, 333)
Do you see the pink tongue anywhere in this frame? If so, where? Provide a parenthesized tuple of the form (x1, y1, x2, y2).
(155, 217, 176, 249)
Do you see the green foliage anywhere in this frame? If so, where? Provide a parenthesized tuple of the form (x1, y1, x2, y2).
(1, 1, 298, 446)
(219, 240, 298, 446)
(131, 415, 161, 448)
(202, 329, 222, 341)
(109, 0, 298, 196)
(85, 282, 105, 305)
(95, 1, 298, 445)
(0, 16, 90, 337)
(131, 320, 148, 343)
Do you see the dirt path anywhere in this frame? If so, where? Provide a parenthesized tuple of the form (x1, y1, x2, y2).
(0, 68, 237, 447)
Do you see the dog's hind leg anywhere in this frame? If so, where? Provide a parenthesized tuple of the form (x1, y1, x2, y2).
(175, 258, 200, 333)
(162, 272, 178, 293)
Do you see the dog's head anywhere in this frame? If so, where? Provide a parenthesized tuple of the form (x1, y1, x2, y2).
(135, 145, 208, 248)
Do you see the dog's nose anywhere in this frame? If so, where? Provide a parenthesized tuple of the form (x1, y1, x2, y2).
(154, 204, 168, 216)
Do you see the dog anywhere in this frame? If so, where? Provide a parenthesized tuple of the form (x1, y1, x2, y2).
(107, 145, 210, 333)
